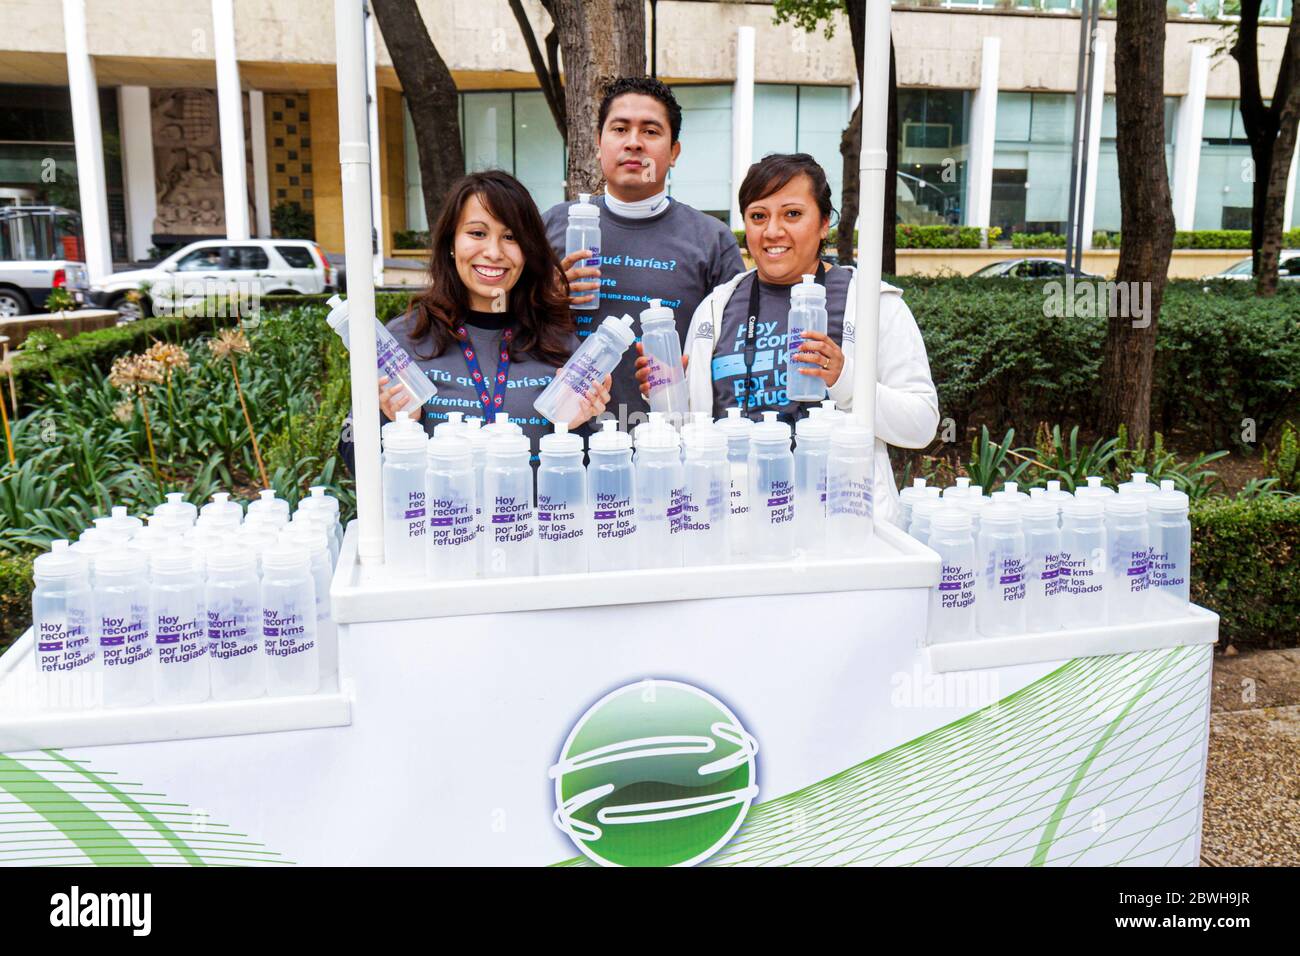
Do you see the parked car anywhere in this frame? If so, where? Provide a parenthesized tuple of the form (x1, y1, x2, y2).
(0, 205, 89, 317)
(970, 258, 1101, 280)
(1202, 250, 1300, 281)
(90, 238, 336, 321)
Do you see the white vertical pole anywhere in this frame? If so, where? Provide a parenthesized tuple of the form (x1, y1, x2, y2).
(852, 0, 890, 535)
(118, 85, 157, 262)
(1080, 36, 1106, 251)
(212, 0, 250, 240)
(336, 0, 384, 566)
(1171, 44, 1209, 231)
(249, 90, 272, 237)
(966, 36, 1000, 229)
(62, 0, 113, 282)
(365, 3, 386, 285)
(1284, 141, 1299, 232)
(729, 26, 756, 231)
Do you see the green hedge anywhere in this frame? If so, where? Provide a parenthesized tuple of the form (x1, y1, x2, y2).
(899, 276, 1300, 448)
(0, 552, 33, 655)
(1191, 496, 1300, 649)
(1010, 228, 1300, 251)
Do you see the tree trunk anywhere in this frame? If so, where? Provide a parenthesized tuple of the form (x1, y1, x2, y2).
(371, 0, 464, 227)
(1255, 17, 1300, 297)
(1099, 0, 1174, 447)
(837, 101, 861, 265)
(547, 0, 646, 198)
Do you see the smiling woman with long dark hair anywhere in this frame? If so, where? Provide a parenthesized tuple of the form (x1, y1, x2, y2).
(339, 170, 610, 469)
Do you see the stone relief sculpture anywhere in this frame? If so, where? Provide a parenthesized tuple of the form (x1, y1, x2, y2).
(152, 89, 225, 234)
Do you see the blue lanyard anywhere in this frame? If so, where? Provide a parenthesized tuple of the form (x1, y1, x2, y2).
(455, 325, 513, 417)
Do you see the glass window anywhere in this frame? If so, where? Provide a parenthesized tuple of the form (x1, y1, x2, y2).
(899, 89, 969, 225)
(1194, 99, 1254, 229)
(512, 91, 565, 212)
(222, 247, 269, 270)
(797, 86, 851, 212)
(175, 247, 223, 271)
(667, 85, 734, 218)
(462, 92, 514, 173)
(276, 245, 315, 268)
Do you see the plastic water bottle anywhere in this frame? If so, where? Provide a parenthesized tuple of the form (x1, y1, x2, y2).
(260, 543, 319, 697)
(639, 299, 688, 423)
(1104, 494, 1150, 624)
(785, 274, 829, 403)
(1059, 496, 1107, 627)
(199, 492, 243, 531)
(326, 294, 437, 408)
(247, 488, 291, 530)
(587, 420, 638, 571)
(566, 192, 602, 311)
(154, 491, 198, 527)
(927, 507, 977, 645)
(92, 505, 144, 540)
(483, 431, 537, 577)
(290, 509, 339, 571)
(32, 541, 94, 706)
(634, 413, 685, 569)
(1022, 495, 1062, 633)
(681, 420, 729, 566)
(976, 502, 1027, 637)
(1118, 471, 1158, 497)
(433, 411, 466, 439)
(898, 478, 929, 530)
(297, 485, 344, 554)
(794, 413, 832, 558)
(425, 433, 478, 580)
(533, 314, 635, 425)
(1075, 475, 1116, 502)
(1043, 480, 1073, 524)
(827, 421, 874, 557)
(91, 547, 152, 708)
(818, 398, 849, 432)
(204, 545, 264, 701)
(537, 424, 588, 575)
(991, 481, 1029, 506)
(280, 522, 335, 690)
(716, 407, 755, 560)
(382, 410, 429, 577)
(909, 497, 941, 545)
(150, 546, 208, 705)
(1147, 479, 1191, 617)
(748, 412, 795, 561)
(942, 476, 971, 499)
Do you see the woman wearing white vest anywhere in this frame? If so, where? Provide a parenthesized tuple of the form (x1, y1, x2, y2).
(636, 153, 939, 526)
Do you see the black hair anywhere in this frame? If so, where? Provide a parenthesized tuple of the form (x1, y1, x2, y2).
(738, 153, 835, 224)
(597, 76, 683, 143)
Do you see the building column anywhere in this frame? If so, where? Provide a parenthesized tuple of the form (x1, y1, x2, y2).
(249, 91, 272, 237)
(1171, 44, 1210, 231)
(212, 0, 250, 240)
(1080, 36, 1107, 251)
(118, 86, 156, 262)
(1284, 142, 1299, 232)
(62, 0, 113, 282)
(966, 36, 1000, 231)
(365, 2, 385, 282)
(729, 25, 755, 231)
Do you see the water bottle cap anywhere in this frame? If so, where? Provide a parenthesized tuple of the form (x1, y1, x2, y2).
(464, 417, 483, 432)
(716, 406, 755, 434)
(931, 506, 972, 533)
(150, 545, 198, 575)
(300, 485, 341, 517)
(982, 502, 1022, 526)
(968, 484, 984, 497)
(633, 418, 680, 450)
(941, 477, 970, 498)
(94, 504, 144, 538)
(433, 411, 466, 438)
(383, 410, 429, 453)
(485, 431, 530, 457)
(751, 411, 791, 442)
(1076, 476, 1116, 498)
(261, 542, 309, 572)
(1047, 480, 1061, 493)
(1148, 479, 1190, 512)
(248, 488, 292, 520)
(1061, 495, 1104, 519)
(570, 193, 600, 218)
(795, 414, 831, 440)
(1021, 496, 1058, 519)
(427, 433, 473, 462)
(1119, 473, 1158, 495)
(153, 492, 197, 523)
(829, 421, 871, 448)
(792, 274, 827, 300)
(923, 486, 943, 498)
(683, 422, 725, 451)
(600, 313, 637, 348)
(913, 478, 927, 488)
(590, 419, 633, 451)
(204, 543, 256, 573)
(541, 422, 585, 455)
(481, 412, 522, 436)
(324, 294, 349, 330)
(200, 491, 244, 523)
(1105, 493, 1148, 517)
(638, 299, 674, 326)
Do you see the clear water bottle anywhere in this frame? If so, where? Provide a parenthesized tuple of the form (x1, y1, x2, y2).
(204, 545, 264, 701)
(199, 492, 244, 533)
(639, 298, 688, 423)
(326, 294, 437, 408)
(483, 431, 537, 578)
(909, 497, 941, 546)
(280, 521, 336, 690)
(1104, 493, 1150, 624)
(681, 420, 729, 567)
(247, 488, 291, 531)
(290, 508, 339, 571)
(92, 505, 144, 540)
(898, 478, 929, 530)
(942, 476, 971, 499)
(1075, 475, 1117, 502)
(976, 502, 1027, 637)
(382, 410, 429, 578)
(260, 543, 319, 697)
(150, 546, 209, 705)
(533, 314, 635, 425)
(1043, 479, 1073, 525)
(794, 413, 832, 558)
(715, 407, 755, 560)
(566, 192, 602, 311)
(537, 424, 588, 575)
(748, 412, 795, 561)
(154, 491, 198, 527)
(785, 274, 829, 403)
(1147, 479, 1191, 618)
(92, 546, 152, 708)
(1059, 496, 1107, 627)
(587, 420, 638, 571)
(1118, 471, 1158, 497)
(297, 485, 344, 555)
(32, 540, 94, 707)
(1022, 496, 1062, 633)
(433, 411, 467, 439)
(827, 421, 875, 557)
(927, 507, 977, 645)
(991, 481, 1029, 506)
(634, 413, 685, 569)
(425, 433, 478, 580)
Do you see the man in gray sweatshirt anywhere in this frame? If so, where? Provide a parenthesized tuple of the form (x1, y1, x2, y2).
(543, 76, 745, 426)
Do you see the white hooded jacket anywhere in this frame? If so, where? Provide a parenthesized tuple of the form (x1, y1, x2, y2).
(682, 266, 940, 526)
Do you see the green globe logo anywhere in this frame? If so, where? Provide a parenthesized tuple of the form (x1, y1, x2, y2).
(550, 679, 759, 867)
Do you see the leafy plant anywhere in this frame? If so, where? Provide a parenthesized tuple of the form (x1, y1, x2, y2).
(1262, 420, 1299, 492)
(271, 200, 314, 239)
(965, 426, 1033, 492)
(1031, 423, 1119, 491)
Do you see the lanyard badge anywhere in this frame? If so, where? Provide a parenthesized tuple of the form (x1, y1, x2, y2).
(455, 325, 513, 417)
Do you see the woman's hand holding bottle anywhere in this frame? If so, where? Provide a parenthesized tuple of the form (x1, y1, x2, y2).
(377, 375, 414, 421)
(565, 373, 613, 429)
(633, 343, 689, 398)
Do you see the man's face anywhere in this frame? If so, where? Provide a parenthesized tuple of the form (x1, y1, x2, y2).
(597, 93, 681, 201)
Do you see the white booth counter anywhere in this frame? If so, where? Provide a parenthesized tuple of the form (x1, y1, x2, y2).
(0, 520, 1218, 867)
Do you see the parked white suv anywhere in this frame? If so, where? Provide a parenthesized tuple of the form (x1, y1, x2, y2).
(91, 238, 336, 321)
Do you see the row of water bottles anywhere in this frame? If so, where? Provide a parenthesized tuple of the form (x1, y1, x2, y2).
(381, 401, 876, 579)
(30, 487, 343, 710)
(901, 473, 1192, 645)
